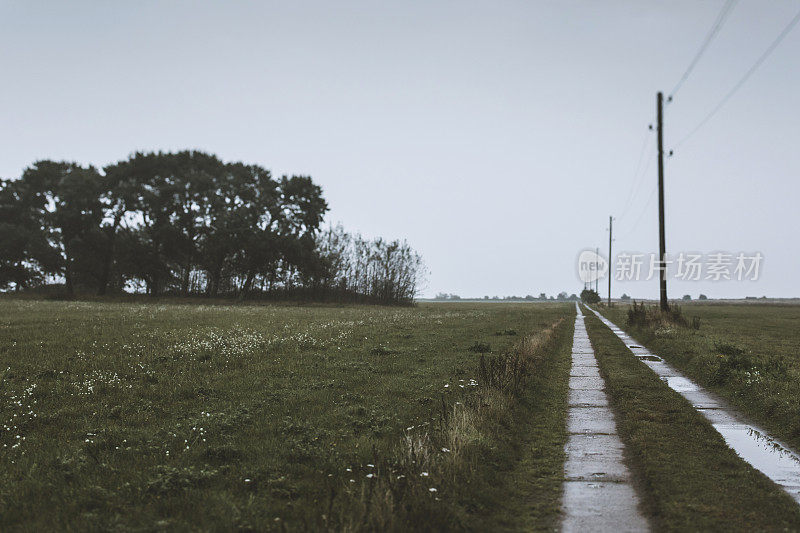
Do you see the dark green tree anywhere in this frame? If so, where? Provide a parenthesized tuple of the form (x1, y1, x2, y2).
(0, 149, 423, 305)
(0, 178, 60, 289)
(580, 288, 601, 304)
(15, 161, 107, 295)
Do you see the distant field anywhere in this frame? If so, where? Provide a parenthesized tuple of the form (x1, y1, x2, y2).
(601, 302, 800, 450)
(0, 299, 572, 530)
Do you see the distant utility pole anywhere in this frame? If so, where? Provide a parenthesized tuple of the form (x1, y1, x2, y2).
(595, 247, 599, 294)
(656, 92, 668, 311)
(607, 216, 613, 306)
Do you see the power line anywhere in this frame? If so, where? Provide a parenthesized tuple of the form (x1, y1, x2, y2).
(620, 182, 658, 240)
(674, 6, 800, 149)
(669, 0, 739, 100)
(618, 143, 656, 222)
(616, 130, 651, 218)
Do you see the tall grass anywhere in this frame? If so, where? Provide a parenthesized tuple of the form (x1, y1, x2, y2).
(327, 318, 567, 531)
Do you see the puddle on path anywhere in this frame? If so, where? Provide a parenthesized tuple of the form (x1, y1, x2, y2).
(659, 376, 699, 392)
(714, 424, 800, 497)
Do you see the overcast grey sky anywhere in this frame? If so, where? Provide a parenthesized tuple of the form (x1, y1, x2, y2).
(1, 1, 798, 298)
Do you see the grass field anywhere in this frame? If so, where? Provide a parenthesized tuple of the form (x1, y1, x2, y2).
(600, 302, 800, 452)
(7, 298, 800, 531)
(0, 299, 573, 531)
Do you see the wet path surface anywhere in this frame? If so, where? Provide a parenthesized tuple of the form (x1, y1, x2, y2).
(561, 304, 649, 532)
(587, 305, 800, 505)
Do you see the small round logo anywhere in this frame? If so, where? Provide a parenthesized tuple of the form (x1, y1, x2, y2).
(577, 250, 609, 283)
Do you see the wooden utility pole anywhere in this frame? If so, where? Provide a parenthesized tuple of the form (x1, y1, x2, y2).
(607, 216, 613, 306)
(657, 92, 668, 311)
(595, 247, 599, 294)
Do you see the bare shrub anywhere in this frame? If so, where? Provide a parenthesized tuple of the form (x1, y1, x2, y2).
(315, 224, 426, 305)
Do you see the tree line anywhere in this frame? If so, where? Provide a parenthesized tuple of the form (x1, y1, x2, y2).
(434, 293, 581, 301)
(0, 151, 424, 305)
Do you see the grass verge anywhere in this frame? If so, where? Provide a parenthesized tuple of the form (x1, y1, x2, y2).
(330, 316, 574, 531)
(485, 315, 573, 530)
(584, 309, 800, 530)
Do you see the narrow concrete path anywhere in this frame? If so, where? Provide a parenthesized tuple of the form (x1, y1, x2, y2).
(561, 303, 649, 532)
(586, 305, 800, 505)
